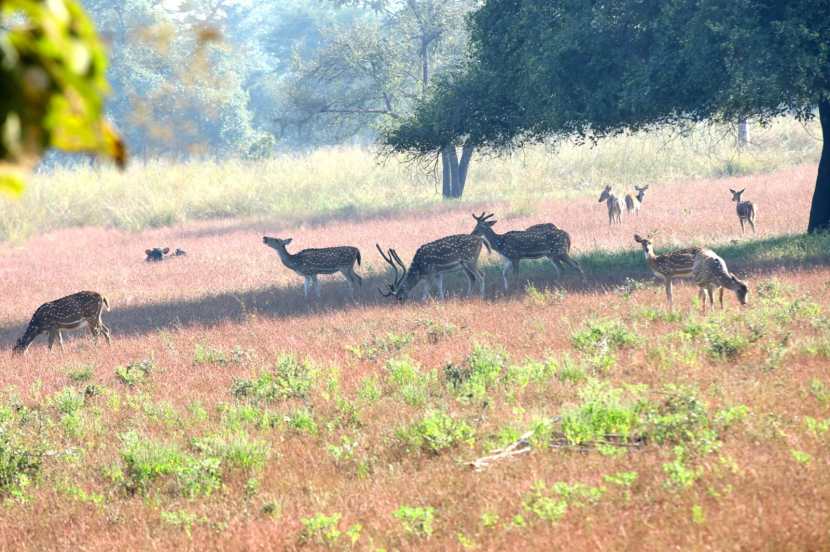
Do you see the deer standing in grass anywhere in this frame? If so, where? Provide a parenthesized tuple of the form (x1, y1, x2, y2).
(599, 185, 623, 225)
(730, 188, 757, 233)
(376, 234, 489, 301)
(263, 236, 362, 299)
(633, 234, 701, 310)
(13, 291, 111, 353)
(692, 249, 749, 313)
(471, 212, 584, 290)
(624, 185, 649, 216)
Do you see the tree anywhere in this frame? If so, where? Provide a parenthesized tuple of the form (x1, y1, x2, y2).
(280, 0, 476, 197)
(387, 0, 830, 231)
(1, 0, 125, 195)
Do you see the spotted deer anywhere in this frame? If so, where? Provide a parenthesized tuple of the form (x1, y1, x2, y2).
(692, 249, 749, 313)
(729, 188, 756, 233)
(263, 237, 362, 299)
(13, 291, 111, 353)
(376, 234, 489, 301)
(624, 185, 649, 215)
(633, 234, 701, 310)
(472, 213, 584, 290)
(599, 185, 623, 225)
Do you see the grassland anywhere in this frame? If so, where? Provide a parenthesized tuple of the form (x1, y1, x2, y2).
(0, 149, 828, 550)
(0, 117, 821, 242)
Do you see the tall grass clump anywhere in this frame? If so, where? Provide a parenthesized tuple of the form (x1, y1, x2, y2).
(1, 117, 819, 241)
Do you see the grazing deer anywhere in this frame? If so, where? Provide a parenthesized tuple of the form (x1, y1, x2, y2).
(376, 234, 489, 301)
(633, 234, 701, 310)
(598, 185, 623, 225)
(472, 213, 584, 290)
(692, 249, 749, 313)
(13, 291, 111, 353)
(145, 247, 169, 262)
(729, 188, 756, 233)
(624, 185, 649, 215)
(263, 236, 362, 299)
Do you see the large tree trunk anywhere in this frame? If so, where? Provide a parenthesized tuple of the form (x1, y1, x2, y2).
(440, 144, 475, 198)
(441, 147, 452, 197)
(737, 119, 749, 148)
(456, 144, 475, 198)
(808, 99, 830, 233)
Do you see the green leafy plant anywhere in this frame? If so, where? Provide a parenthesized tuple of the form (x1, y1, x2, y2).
(396, 410, 475, 454)
(231, 354, 316, 402)
(393, 505, 435, 538)
(115, 360, 154, 387)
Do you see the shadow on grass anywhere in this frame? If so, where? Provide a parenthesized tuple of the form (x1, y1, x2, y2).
(1, 232, 828, 349)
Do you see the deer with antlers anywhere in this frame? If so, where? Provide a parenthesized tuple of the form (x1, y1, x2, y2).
(730, 188, 757, 233)
(624, 185, 649, 216)
(376, 234, 489, 301)
(471, 212, 584, 290)
(599, 185, 623, 225)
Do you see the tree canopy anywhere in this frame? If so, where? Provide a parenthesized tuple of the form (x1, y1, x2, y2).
(385, 0, 830, 230)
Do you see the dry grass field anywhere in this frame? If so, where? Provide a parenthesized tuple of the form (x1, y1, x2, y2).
(0, 163, 829, 550)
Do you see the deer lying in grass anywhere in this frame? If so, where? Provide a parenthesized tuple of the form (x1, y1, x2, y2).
(599, 185, 623, 225)
(263, 236, 362, 299)
(692, 249, 749, 313)
(624, 185, 649, 215)
(376, 234, 489, 301)
(633, 234, 700, 311)
(13, 291, 111, 353)
(730, 188, 757, 233)
(145, 248, 186, 262)
(472, 212, 584, 290)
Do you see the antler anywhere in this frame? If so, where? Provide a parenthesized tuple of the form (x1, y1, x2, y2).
(472, 211, 496, 223)
(376, 243, 403, 297)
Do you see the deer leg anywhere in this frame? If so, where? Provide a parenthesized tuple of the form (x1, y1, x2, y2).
(749, 219, 756, 233)
(665, 278, 673, 311)
(437, 273, 445, 299)
(48, 330, 56, 351)
(303, 277, 310, 298)
(58, 330, 65, 352)
(698, 287, 707, 314)
(719, 287, 725, 309)
(546, 256, 562, 279)
(739, 218, 745, 233)
(501, 260, 511, 290)
(312, 275, 321, 299)
(564, 256, 586, 280)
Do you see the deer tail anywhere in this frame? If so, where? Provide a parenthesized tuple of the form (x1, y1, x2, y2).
(102, 296, 111, 311)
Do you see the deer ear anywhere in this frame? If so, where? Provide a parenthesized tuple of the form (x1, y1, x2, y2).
(284, 238, 292, 245)
(738, 188, 745, 194)
(729, 188, 736, 194)
(162, 248, 170, 254)
(145, 249, 152, 256)
(633, 234, 642, 242)
(487, 220, 497, 227)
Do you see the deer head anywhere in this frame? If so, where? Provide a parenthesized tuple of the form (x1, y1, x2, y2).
(635, 185, 649, 201)
(729, 188, 745, 202)
(263, 236, 292, 250)
(376, 244, 411, 301)
(598, 185, 613, 203)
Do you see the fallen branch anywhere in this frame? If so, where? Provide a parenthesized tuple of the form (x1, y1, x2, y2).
(468, 430, 534, 471)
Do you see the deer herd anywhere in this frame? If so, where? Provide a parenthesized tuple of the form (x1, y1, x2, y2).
(12, 186, 757, 354)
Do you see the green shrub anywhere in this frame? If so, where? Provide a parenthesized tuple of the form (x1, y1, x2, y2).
(192, 432, 270, 471)
(386, 357, 436, 407)
(300, 512, 343, 546)
(231, 354, 315, 403)
(560, 380, 644, 445)
(285, 408, 318, 435)
(396, 410, 475, 454)
(67, 365, 94, 383)
(0, 427, 41, 497)
(115, 359, 154, 386)
(50, 387, 85, 415)
(193, 343, 228, 366)
(393, 505, 435, 538)
(571, 319, 639, 353)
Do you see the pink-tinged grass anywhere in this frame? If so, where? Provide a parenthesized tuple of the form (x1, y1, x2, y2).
(0, 166, 828, 550)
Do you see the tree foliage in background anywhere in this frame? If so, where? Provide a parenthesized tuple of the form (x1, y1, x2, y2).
(387, 0, 830, 230)
(279, 0, 477, 197)
(0, 0, 125, 196)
